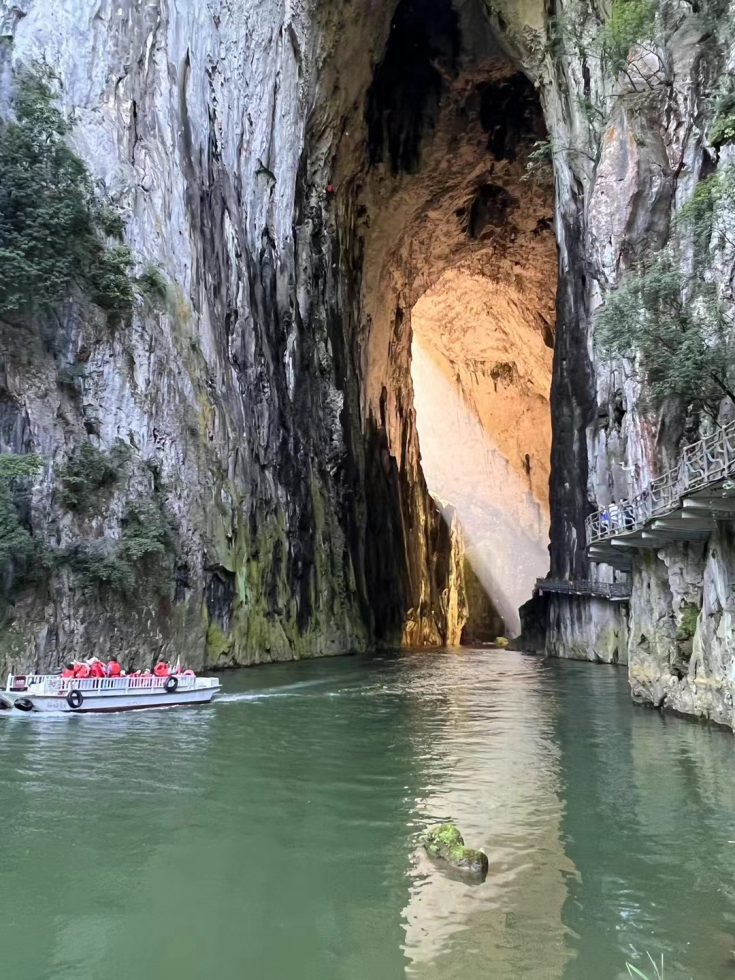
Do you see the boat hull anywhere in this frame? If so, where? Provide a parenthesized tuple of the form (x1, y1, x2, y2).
(0, 683, 220, 713)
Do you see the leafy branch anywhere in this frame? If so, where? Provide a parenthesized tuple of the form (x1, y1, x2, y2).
(595, 253, 735, 420)
(0, 66, 133, 360)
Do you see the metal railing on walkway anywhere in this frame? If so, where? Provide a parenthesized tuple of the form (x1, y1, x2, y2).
(535, 579, 631, 600)
(586, 418, 735, 545)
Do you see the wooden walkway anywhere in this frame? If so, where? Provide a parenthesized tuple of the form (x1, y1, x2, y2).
(535, 579, 630, 601)
(585, 419, 735, 569)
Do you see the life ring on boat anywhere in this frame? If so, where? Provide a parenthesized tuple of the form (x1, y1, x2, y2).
(164, 676, 178, 693)
(66, 689, 84, 710)
(14, 698, 34, 712)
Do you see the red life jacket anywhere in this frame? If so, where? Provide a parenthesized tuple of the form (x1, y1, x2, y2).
(107, 661, 121, 677)
(89, 662, 105, 678)
(61, 668, 75, 678)
(75, 664, 90, 678)
(153, 662, 170, 677)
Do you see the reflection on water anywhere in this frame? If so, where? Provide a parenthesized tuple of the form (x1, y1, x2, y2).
(400, 654, 573, 980)
(1, 650, 735, 979)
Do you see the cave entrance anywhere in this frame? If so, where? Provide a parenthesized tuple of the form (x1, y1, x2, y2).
(410, 270, 553, 638)
(352, 0, 557, 641)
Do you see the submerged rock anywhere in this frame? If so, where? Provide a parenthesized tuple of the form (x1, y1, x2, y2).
(422, 824, 489, 880)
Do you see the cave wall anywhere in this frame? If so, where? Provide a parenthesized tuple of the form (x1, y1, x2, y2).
(0, 0, 377, 669)
(0, 0, 476, 670)
(349, 0, 557, 641)
(483, 0, 735, 723)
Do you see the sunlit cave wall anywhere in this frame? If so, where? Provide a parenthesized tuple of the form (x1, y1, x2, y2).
(410, 268, 553, 637)
(334, 0, 557, 642)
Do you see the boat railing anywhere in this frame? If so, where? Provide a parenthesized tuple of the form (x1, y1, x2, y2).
(55, 675, 200, 692)
(586, 418, 735, 546)
(7, 674, 212, 693)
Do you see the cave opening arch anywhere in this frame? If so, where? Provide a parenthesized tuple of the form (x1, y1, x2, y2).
(320, 0, 559, 641)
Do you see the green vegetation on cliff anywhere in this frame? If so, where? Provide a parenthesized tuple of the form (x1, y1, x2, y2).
(676, 163, 735, 257)
(599, 0, 657, 74)
(135, 265, 169, 305)
(596, 254, 735, 417)
(205, 622, 232, 659)
(0, 67, 133, 360)
(710, 93, 735, 150)
(58, 494, 175, 598)
(546, 0, 658, 75)
(597, 164, 735, 418)
(57, 440, 132, 512)
(0, 453, 42, 592)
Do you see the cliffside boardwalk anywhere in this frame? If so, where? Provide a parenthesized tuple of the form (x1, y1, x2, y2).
(585, 419, 735, 568)
(534, 579, 630, 601)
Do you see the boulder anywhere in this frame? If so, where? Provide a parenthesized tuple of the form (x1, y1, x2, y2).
(422, 823, 489, 880)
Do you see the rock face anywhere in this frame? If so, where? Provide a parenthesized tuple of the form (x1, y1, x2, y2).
(0, 0, 553, 669)
(2, 0, 733, 727)
(483, 0, 735, 723)
(410, 274, 553, 636)
(0, 0, 379, 669)
(461, 557, 505, 645)
(423, 822, 489, 880)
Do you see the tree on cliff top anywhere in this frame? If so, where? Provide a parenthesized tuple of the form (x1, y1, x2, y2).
(599, 0, 658, 76)
(0, 67, 132, 334)
(595, 253, 735, 420)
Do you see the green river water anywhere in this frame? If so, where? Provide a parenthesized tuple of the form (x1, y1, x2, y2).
(1, 649, 734, 980)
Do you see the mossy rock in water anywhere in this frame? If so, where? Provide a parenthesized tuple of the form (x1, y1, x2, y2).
(495, 636, 509, 648)
(422, 823, 489, 880)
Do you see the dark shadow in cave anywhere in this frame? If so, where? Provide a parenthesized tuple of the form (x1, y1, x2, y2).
(366, 0, 461, 174)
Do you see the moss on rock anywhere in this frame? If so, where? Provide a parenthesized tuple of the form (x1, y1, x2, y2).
(206, 622, 232, 660)
(676, 601, 699, 642)
(423, 823, 489, 880)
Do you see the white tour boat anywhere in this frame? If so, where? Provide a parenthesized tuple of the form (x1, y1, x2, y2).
(0, 672, 221, 713)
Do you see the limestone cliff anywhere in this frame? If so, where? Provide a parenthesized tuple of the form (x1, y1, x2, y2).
(0, 0, 552, 670)
(2, 0, 734, 728)
(486, 0, 735, 726)
(0, 0, 472, 669)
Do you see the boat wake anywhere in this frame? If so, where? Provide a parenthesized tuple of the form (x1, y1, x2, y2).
(217, 677, 342, 703)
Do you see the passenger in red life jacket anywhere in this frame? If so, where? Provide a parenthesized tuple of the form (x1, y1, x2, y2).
(61, 663, 75, 678)
(89, 659, 105, 678)
(153, 658, 170, 677)
(107, 656, 121, 677)
(74, 662, 90, 678)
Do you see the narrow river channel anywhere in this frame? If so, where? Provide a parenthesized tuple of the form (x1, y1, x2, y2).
(1, 649, 734, 980)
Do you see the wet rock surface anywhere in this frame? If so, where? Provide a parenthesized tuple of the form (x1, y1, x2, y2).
(423, 823, 490, 880)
